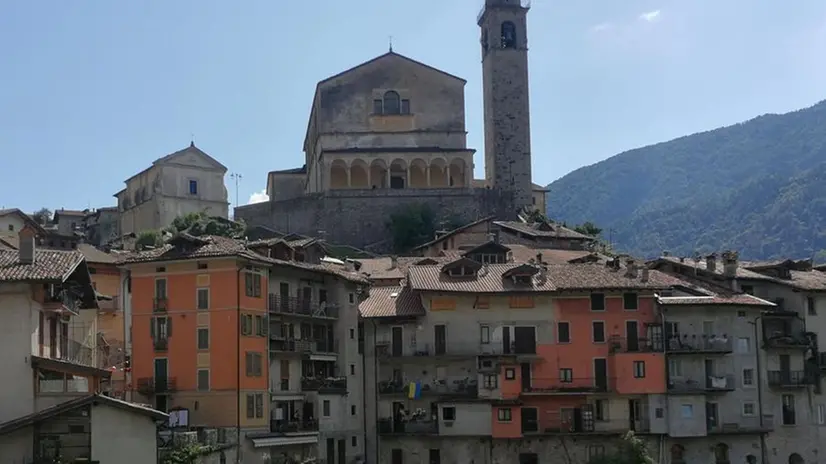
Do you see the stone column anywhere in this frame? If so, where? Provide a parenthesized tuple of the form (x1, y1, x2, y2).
(346, 166, 351, 188)
(426, 166, 431, 187)
(386, 168, 391, 189)
(445, 164, 451, 187)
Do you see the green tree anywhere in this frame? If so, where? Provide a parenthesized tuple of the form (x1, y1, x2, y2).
(135, 230, 162, 250)
(588, 432, 654, 464)
(387, 203, 437, 252)
(166, 211, 246, 239)
(574, 221, 603, 237)
(31, 208, 52, 225)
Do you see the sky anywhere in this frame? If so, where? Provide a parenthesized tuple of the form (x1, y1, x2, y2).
(1, 1, 825, 213)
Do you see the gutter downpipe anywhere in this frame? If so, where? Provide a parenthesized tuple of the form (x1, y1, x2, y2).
(236, 265, 243, 464)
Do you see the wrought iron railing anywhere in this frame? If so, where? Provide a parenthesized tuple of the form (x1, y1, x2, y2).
(301, 377, 347, 393)
(523, 377, 615, 394)
(378, 379, 478, 398)
(664, 335, 733, 354)
(668, 375, 736, 393)
(268, 294, 339, 318)
(767, 370, 813, 388)
(136, 377, 177, 395)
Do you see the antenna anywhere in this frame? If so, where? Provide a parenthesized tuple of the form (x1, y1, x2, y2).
(229, 173, 243, 210)
(389, 35, 393, 52)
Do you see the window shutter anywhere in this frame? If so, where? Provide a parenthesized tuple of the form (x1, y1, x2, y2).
(167, 317, 172, 337)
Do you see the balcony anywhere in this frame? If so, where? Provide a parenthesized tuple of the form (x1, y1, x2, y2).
(378, 379, 479, 399)
(270, 419, 319, 434)
(268, 294, 339, 319)
(153, 337, 169, 352)
(522, 378, 614, 395)
(542, 416, 650, 435)
(301, 376, 347, 394)
(378, 417, 438, 435)
(42, 288, 81, 316)
(664, 334, 733, 355)
(153, 297, 168, 313)
(136, 377, 177, 395)
(767, 370, 813, 388)
(608, 336, 664, 354)
(668, 375, 736, 394)
(762, 331, 810, 350)
(707, 415, 774, 434)
(269, 338, 338, 355)
(376, 340, 537, 360)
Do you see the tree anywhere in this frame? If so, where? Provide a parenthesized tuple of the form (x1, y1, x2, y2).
(574, 221, 603, 237)
(135, 230, 162, 250)
(166, 211, 246, 239)
(588, 432, 654, 464)
(31, 208, 52, 225)
(387, 203, 438, 252)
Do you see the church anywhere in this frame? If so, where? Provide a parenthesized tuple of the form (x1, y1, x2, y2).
(236, 0, 545, 251)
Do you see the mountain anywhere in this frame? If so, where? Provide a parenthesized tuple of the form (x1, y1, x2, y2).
(546, 100, 826, 260)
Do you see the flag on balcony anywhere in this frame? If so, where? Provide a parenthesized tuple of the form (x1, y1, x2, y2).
(408, 381, 421, 399)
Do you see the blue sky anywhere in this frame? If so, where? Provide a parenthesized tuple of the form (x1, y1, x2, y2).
(2, 1, 825, 213)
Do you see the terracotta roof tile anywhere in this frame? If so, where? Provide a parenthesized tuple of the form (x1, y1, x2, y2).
(657, 257, 826, 291)
(359, 285, 425, 318)
(0, 248, 85, 282)
(411, 216, 496, 251)
(357, 256, 452, 281)
(76, 244, 117, 264)
(658, 294, 775, 307)
(494, 220, 592, 240)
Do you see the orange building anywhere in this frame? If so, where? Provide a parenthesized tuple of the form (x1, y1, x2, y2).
(123, 234, 270, 433)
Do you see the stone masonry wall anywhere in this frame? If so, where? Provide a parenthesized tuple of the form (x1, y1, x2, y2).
(235, 188, 514, 252)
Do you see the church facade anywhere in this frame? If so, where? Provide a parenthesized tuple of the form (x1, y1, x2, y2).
(236, 0, 539, 251)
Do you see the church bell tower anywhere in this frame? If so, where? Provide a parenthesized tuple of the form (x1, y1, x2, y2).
(479, 0, 533, 214)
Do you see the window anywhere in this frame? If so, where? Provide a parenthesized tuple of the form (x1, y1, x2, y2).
(782, 394, 796, 425)
(497, 408, 512, 422)
(197, 262, 208, 270)
(559, 368, 573, 383)
(442, 407, 456, 421)
(323, 400, 331, 417)
(383, 91, 401, 115)
(808, 297, 817, 315)
(197, 288, 209, 310)
(350, 328, 355, 339)
(592, 321, 606, 343)
(590, 293, 605, 311)
(681, 404, 694, 418)
(245, 352, 263, 377)
(400, 99, 410, 115)
(623, 292, 638, 310)
(480, 325, 491, 344)
(595, 400, 607, 421)
(633, 361, 646, 378)
(392, 449, 403, 464)
(484, 374, 498, 389)
(505, 368, 516, 380)
(588, 445, 605, 461)
(558, 322, 570, 343)
(150, 316, 171, 342)
(670, 445, 686, 464)
(817, 404, 826, 425)
(255, 315, 266, 337)
(742, 402, 756, 416)
(241, 314, 253, 335)
(737, 337, 750, 353)
(351, 405, 356, 416)
(197, 328, 209, 350)
(197, 369, 209, 391)
(655, 408, 664, 419)
(189, 180, 198, 195)
(743, 368, 755, 387)
(372, 99, 383, 114)
(501, 21, 517, 48)
(737, 310, 746, 318)
(668, 358, 682, 377)
(742, 285, 754, 295)
(348, 293, 354, 304)
(350, 364, 355, 375)
(155, 278, 167, 299)
(245, 272, 262, 298)
(245, 393, 264, 418)
(7, 224, 13, 231)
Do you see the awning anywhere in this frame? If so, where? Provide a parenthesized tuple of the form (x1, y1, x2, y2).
(249, 433, 319, 448)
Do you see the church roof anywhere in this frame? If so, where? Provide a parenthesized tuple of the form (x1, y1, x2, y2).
(317, 51, 466, 86)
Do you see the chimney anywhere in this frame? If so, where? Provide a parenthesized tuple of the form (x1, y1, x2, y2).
(390, 255, 398, 269)
(487, 233, 496, 243)
(625, 259, 638, 278)
(535, 253, 543, 265)
(722, 250, 739, 278)
(18, 225, 37, 264)
(641, 267, 650, 282)
(706, 253, 718, 273)
(493, 229, 501, 244)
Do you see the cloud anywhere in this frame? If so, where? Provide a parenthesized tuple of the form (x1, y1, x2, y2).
(639, 10, 661, 22)
(248, 190, 269, 204)
(590, 22, 612, 33)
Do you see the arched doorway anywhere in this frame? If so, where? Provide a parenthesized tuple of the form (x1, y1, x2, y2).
(350, 159, 369, 188)
(789, 453, 804, 464)
(329, 160, 348, 189)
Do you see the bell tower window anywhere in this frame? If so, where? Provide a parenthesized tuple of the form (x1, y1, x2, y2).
(383, 91, 401, 115)
(501, 21, 517, 48)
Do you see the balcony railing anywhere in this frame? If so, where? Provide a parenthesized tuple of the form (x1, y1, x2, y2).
(707, 415, 774, 434)
(767, 370, 813, 388)
(270, 419, 319, 434)
(541, 415, 650, 435)
(136, 377, 177, 395)
(376, 340, 537, 359)
(762, 331, 810, 350)
(668, 375, 736, 394)
(301, 376, 347, 393)
(42, 289, 80, 315)
(153, 297, 168, 312)
(153, 337, 169, 352)
(664, 335, 733, 354)
(269, 338, 338, 354)
(377, 417, 438, 435)
(378, 379, 479, 398)
(523, 377, 614, 395)
(268, 295, 339, 319)
(608, 336, 664, 354)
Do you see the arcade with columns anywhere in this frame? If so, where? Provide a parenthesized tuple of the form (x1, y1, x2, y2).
(325, 153, 473, 190)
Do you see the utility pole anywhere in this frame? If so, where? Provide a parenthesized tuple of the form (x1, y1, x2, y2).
(229, 173, 242, 211)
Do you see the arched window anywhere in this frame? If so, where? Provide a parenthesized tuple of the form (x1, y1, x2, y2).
(714, 443, 729, 464)
(670, 444, 685, 464)
(383, 91, 401, 115)
(789, 453, 804, 464)
(501, 21, 517, 48)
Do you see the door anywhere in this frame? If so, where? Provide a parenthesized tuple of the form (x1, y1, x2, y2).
(648, 323, 664, 351)
(391, 327, 403, 357)
(301, 287, 313, 311)
(337, 438, 345, 464)
(519, 454, 539, 464)
(628, 399, 641, 431)
(302, 401, 314, 422)
(429, 449, 441, 464)
(520, 363, 532, 392)
(706, 402, 719, 432)
(704, 359, 715, 388)
(579, 404, 595, 432)
(153, 358, 168, 388)
(279, 283, 289, 311)
(514, 326, 537, 354)
(521, 407, 538, 433)
(434, 325, 446, 355)
(392, 402, 405, 433)
(503, 327, 512, 354)
(594, 358, 608, 391)
(780, 354, 791, 373)
(326, 438, 335, 464)
(626, 321, 639, 352)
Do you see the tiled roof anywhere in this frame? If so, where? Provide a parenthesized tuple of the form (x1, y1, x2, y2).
(287, 237, 319, 248)
(0, 248, 85, 282)
(357, 256, 452, 281)
(656, 256, 826, 291)
(507, 245, 602, 264)
(77, 244, 118, 264)
(359, 285, 425, 318)
(408, 262, 680, 293)
(0, 209, 48, 236)
(411, 216, 496, 251)
(494, 220, 592, 240)
(658, 294, 775, 307)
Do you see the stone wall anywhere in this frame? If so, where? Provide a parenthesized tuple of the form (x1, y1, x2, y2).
(235, 188, 514, 252)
